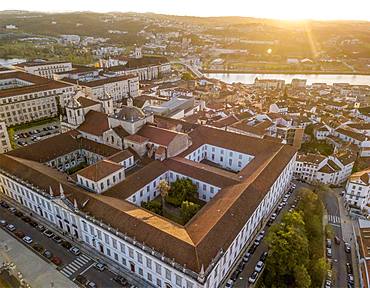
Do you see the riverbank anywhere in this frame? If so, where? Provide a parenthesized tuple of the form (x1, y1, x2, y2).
(201, 69, 370, 76)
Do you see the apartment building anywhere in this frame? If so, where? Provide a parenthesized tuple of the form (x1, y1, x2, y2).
(14, 61, 73, 79)
(0, 125, 296, 288)
(345, 168, 370, 211)
(294, 152, 356, 185)
(0, 71, 74, 126)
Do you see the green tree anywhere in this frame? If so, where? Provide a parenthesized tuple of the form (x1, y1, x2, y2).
(141, 201, 162, 215)
(166, 178, 197, 207)
(180, 201, 200, 223)
(264, 211, 311, 287)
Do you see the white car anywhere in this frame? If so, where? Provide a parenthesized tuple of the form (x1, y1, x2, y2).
(243, 252, 251, 262)
(22, 236, 33, 244)
(255, 261, 264, 272)
(70, 246, 81, 255)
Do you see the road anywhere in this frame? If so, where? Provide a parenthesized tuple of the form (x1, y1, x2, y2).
(231, 182, 300, 288)
(0, 199, 127, 288)
(321, 188, 354, 288)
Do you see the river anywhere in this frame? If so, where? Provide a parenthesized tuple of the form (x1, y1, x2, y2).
(0, 58, 26, 67)
(204, 73, 370, 85)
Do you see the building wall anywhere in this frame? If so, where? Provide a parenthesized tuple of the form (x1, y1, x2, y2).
(24, 62, 73, 79)
(77, 167, 125, 193)
(0, 121, 11, 153)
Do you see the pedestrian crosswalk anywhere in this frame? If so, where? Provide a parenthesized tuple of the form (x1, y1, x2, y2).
(328, 214, 341, 224)
(60, 254, 91, 277)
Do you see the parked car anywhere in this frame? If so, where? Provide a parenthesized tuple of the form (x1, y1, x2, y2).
(236, 261, 245, 272)
(94, 262, 106, 272)
(22, 236, 33, 244)
(51, 256, 62, 266)
(345, 243, 351, 253)
(326, 239, 332, 248)
(43, 230, 54, 238)
(86, 281, 97, 288)
(15, 231, 25, 238)
(248, 244, 257, 254)
(32, 243, 44, 253)
(61, 241, 72, 250)
(225, 279, 234, 288)
(70, 246, 81, 256)
(248, 271, 259, 284)
(260, 251, 268, 262)
(29, 221, 38, 228)
(52, 235, 63, 244)
(21, 216, 31, 223)
(243, 252, 251, 263)
(6, 224, 16, 232)
(0, 201, 9, 208)
(113, 275, 128, 285)
(43, 250, 53, 259)
(230, 271, 239, 281)
(325, 279, 331, 288)
(0, 219, 7, 226)
(36, 224, 46, 232)
(14, 211, 24, 217)
(346, 263, 352, 274)
(9, 207, 17, 213)
(348, 274, 354, 285)
(75, 275, 87, 285)
(326, 248, 332, 258)
(255, 261, 264, 272)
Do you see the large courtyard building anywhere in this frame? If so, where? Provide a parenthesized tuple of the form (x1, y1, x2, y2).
(0, 71, 74, 126)
(14, 61, 73, 79)
(0, 118, 296, 288)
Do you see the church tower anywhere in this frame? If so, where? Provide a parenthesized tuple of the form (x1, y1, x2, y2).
(99, 90, 114, 115)
(66, 90, 85, 126)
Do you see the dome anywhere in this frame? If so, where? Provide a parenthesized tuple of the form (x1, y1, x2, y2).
(115, 106, 145, 122)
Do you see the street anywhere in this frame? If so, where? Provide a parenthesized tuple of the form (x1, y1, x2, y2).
(0, 199, 127, 288)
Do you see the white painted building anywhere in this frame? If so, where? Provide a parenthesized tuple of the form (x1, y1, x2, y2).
(345, 169, 370, 211)
(0, 121, 11, 153)
(14, 61, 73, 79)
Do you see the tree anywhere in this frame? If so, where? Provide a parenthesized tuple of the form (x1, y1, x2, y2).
(158, 179, 170, 211)
(166, 178, 197, 207)
(141, 201, 162, 215)
(264, 211, 311, 287)
(180, 201, 200, 223)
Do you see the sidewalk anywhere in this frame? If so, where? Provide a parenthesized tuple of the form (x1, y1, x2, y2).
(0, 228, 78, 288)
(333, 189, 361, 288)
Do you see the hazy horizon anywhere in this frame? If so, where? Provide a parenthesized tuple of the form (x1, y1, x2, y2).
(1, 0, 370, 21)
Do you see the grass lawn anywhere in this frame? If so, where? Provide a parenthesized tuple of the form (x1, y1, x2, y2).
(300, 140, 334, 156)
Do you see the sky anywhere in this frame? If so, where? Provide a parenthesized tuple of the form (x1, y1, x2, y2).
(1, 0, 370, 21)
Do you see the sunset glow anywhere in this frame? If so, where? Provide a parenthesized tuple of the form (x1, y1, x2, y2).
(1, 0, 370, 20)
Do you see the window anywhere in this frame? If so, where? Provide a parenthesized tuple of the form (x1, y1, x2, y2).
(121, 257, 127, 266)
(147, 273, 152, 282)
(96, 229, 102, 240)
(120, 243, 126, 254)
(106, 248, 111, 256)
(114, 252, 119, 261)
(165, 268, 171, 281)
(146, 258, 152, 269)
(155, 262, 161, 275)
(175, 274, 182, 286)
(137, 252, 143, 263)
(112, 238, 117, 249)
(128, 247, 134, 258)
(156, 278, 162, 287)
(104, 233, 110, 245)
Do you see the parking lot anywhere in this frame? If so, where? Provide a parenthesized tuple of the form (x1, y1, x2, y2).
(224, 182, 299, 288)
(0, 199, 133, 288)
(13, 121, 60, 147)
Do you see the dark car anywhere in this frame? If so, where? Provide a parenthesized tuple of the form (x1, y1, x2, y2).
(345, 243, 351, 253)
(32, 243, 44, 253)
(230, 270, 239, 281)
(52, 235, 63, 244)
(21, 216, 31, 223)
(260, 251, 268, 262)
(36, 224, 46, 232)
(0, 201, 9, 208)
(236, 261, 245, 272)
(14, 211, 24, 217)
(61, 241, 72, 250)
(113, 275, 128, 285)
(248, 244, 257, 254)
(29, 221, 38, 228)
(75, 275, 88, 285)
(15, 231, 25, 238)
(346, 263, 353, 274)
